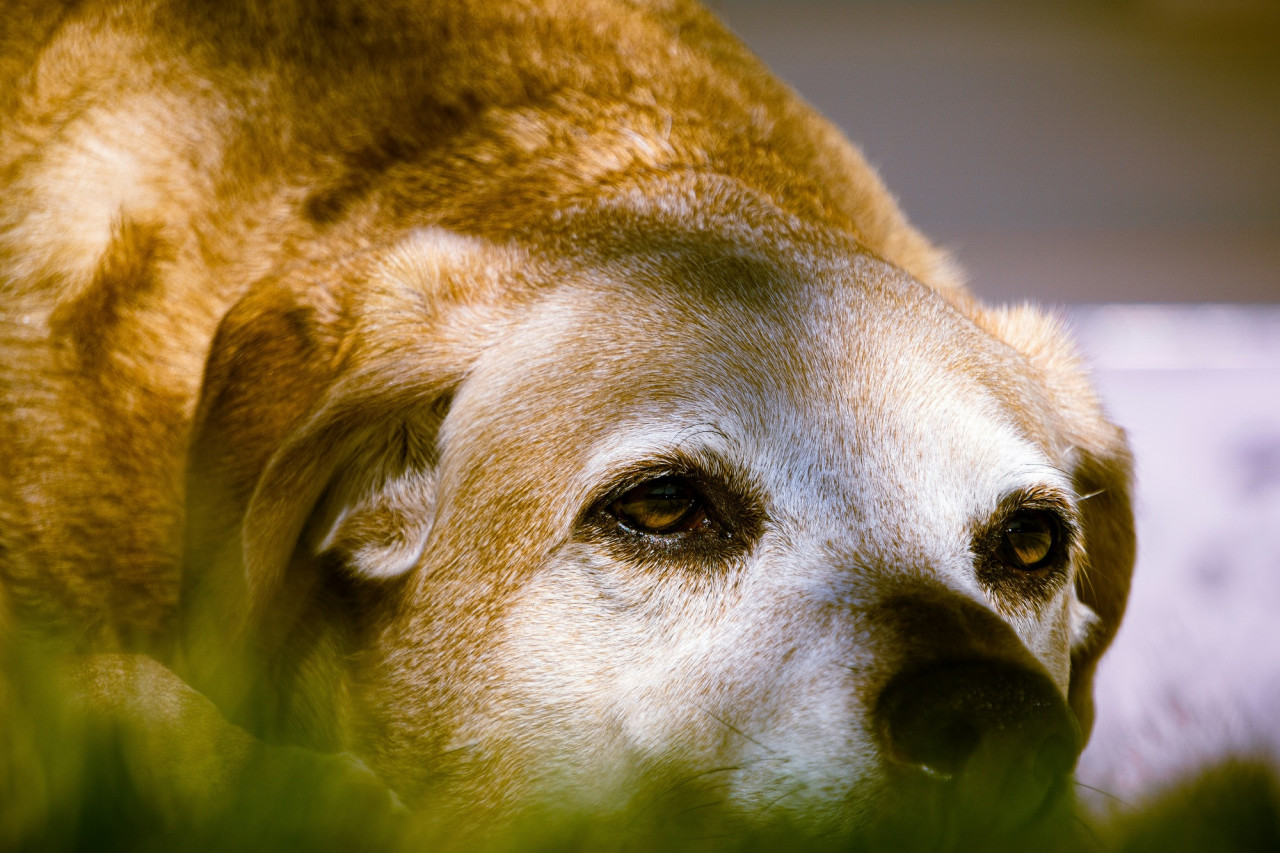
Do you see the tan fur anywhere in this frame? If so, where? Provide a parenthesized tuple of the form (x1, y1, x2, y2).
(1, 0, 1133, 838)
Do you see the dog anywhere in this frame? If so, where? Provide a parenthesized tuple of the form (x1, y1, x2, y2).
(0, 0, 1135, 845)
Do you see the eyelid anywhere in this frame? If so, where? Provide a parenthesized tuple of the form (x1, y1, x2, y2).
(573, 451, 766, 561)
(590, 464, 694, 522)
(1001, 487, 1082, 549)
(577, 447, 753, 523)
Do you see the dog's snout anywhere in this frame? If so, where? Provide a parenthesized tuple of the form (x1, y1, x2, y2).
(876, 660, 1080, 834)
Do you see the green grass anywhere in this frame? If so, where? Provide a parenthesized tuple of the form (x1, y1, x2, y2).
(2, 638, 1277, 852)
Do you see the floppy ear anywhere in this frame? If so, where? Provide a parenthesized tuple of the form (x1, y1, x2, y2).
(181, 230, 522, 744)
(978, 305, 1136, 741)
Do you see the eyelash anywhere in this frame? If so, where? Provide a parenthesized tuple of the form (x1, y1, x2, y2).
(579, 465, 763, 565)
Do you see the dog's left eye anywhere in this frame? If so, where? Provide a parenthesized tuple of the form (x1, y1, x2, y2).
(609, 477, 710, 535)
(998, 511, 1058, 570)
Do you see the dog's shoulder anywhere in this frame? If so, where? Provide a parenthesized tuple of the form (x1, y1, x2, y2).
(3, 0, 958, 293)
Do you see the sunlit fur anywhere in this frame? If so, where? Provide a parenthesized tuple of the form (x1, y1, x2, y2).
(0, 0, 1134, 838)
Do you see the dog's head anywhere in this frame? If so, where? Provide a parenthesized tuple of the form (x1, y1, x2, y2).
(181, 175, 1133, 842)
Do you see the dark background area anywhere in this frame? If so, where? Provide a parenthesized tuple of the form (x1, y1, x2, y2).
(711, 0, 1280, 303)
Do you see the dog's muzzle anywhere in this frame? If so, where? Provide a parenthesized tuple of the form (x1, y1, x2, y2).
(876, 660, 1081, 838)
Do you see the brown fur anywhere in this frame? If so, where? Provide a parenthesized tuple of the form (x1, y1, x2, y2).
(1, 0, 1133, 838)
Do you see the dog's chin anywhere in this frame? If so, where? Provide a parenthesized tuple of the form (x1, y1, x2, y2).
(860, 769, 1079, 853)
(597, 777, 1077, 853)
(412, 742, 1079, 851)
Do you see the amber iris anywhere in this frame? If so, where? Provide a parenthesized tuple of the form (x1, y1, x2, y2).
(609, 477, 706, 535)
(1000, 511, 1057, 570)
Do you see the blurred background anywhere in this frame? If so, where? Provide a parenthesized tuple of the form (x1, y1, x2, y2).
(712, 0, 1279, 303)
(711, 0, 1280, 817)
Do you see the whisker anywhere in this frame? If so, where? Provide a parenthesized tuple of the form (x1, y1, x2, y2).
(1074, 780, 1132, 809)
(674, 798, 730, 818)
(754, 783, 805, 819)
(627, 757, 788, 827)
(1070, 811, 1107, 852)
(1074, 553, 1099, 601)
(631, 758, 793, 826)
(1024, 460, 1073, 479)
(695, 705, 777, 754)
(657, 765, 743, 798)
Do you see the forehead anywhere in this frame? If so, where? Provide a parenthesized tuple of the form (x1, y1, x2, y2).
(448, 245, 1066, 542)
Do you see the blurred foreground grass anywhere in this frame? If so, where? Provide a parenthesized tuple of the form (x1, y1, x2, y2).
(2, 637, 1277, 852)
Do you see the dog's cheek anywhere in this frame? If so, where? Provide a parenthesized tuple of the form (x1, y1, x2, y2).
(1024, 595, 1077, 695)
(480, 555, 731, 797)
(480, 552, 882, 821)
(426, 560, 699, 809)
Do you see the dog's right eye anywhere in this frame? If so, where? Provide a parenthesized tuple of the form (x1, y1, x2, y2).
(998, 510, 1059, 571)
(580, 461, 764, 562)
(609, 477, 709, 536)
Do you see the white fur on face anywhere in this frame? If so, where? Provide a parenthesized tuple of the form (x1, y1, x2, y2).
(375, 249, 1089, 828)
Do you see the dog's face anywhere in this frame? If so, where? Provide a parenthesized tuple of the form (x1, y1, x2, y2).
(184, 187, 1133, 840)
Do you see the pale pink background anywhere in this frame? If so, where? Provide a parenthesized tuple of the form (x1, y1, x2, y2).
(1071, 306, 1280, 810)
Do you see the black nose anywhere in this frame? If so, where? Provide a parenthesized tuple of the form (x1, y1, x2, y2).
(876, 660, 1081, 836)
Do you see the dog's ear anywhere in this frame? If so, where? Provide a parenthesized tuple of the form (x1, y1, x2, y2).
(181, 230, 523, 744)
(977, 305, 1136, 741)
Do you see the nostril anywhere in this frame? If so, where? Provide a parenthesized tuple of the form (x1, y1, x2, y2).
(881, 694, 981, 782)
(876, 660, 1081, 833)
